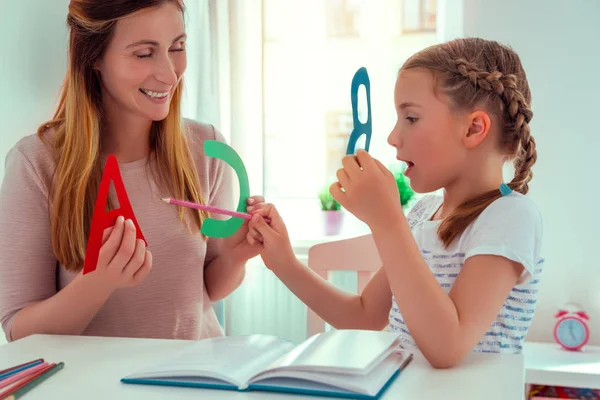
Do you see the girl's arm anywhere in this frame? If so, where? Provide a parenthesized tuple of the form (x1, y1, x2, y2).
(272, 259, 392, 330)
(329, 151, 540, 368)
(249, 205, 392, 331)
(371, 215, 523, 368)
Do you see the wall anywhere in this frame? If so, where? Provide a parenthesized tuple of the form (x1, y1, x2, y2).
(440, 0, 600, 345)
(0, 0, 70, 179)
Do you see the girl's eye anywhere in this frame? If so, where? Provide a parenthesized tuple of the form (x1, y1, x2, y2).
(406, 116, 418, 124)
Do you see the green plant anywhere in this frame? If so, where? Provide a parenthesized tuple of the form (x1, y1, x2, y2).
(389, 164, 415, 208)
(318, 185, 341, 211)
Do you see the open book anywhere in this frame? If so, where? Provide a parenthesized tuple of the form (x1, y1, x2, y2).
(121, 330, 412, 399)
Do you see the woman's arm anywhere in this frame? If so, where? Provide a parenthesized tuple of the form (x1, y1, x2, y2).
(203, 252, 246, 301)
(9, 273, 113, 341)
(8, 217, 151, 341)
(0, 147, 150, 341)
(0, 147, 118, 341)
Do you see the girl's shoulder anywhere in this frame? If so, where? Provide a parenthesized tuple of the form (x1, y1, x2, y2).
(477, 191, 543, 229)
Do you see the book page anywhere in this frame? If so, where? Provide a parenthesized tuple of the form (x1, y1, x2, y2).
(249, 351, 411, 397)
(256, 330, 401, 376)
(124, 335, 296, 387)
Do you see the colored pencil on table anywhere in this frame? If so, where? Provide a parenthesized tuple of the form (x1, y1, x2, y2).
(0, 363, 49, 390)
(0, 362, 64, 400)
(0, 364, 53, 399)
(0, 360, 44, 382)
(162, 198, 271, 223)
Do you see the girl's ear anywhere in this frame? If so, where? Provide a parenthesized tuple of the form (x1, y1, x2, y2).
(463, 110, 492, 149)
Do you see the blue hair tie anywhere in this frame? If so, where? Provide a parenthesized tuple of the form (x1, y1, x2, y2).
(499, 183, 512, 196)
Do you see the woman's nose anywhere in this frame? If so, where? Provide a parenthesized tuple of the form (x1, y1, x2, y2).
(155, 56, 178, 86)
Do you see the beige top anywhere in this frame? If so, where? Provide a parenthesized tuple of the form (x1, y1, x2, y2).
(0, 120, 232, 342)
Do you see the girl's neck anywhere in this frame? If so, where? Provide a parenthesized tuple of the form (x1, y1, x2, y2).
(435, 164, 504, 220)
(101, 109, 153, 163)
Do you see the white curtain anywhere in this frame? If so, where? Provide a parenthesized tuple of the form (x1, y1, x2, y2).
(183, 0, 359, 344)
(182, 0, 230, 137)
(182, 0, 232, 326)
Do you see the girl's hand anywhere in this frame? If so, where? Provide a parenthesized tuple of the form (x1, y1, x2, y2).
(220, 195, 265, 263)
(247, 203, 296, 271)
(90, 216, 153, 292)
(330, 150, 403, 228)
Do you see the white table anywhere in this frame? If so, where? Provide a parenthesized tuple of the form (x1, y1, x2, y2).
(0, 334, 525, 399)
(523, 341, 600, 389)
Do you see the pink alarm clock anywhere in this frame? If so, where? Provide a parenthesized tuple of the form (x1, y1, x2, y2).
(554, 302, 590, 351)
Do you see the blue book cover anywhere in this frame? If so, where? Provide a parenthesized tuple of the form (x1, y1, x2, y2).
(120, 330, 412, 399)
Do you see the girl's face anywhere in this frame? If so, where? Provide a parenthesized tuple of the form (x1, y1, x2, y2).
(387, 68, 470, 193)
(95, 2, 187, 122)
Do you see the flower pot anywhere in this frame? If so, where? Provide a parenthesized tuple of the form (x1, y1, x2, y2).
(322, 210, 344, 236)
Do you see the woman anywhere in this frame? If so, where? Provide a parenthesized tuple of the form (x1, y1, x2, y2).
(0, 0, 263, 342)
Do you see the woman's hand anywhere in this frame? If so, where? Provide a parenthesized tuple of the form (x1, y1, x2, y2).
(89, 215, 153, 292)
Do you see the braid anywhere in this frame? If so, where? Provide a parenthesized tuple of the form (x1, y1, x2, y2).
(401, 38, 537, 247)
(453, 58, 537, 194)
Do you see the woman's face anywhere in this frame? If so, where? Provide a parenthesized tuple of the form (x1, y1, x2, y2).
(95, 2, 187, 122)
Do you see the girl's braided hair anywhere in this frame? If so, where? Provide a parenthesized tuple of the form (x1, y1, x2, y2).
(402, 38, 537, 247)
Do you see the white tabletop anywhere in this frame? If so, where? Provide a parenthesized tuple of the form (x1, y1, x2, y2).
(523, 341, 600, 389)
(0, 334, 524, 399)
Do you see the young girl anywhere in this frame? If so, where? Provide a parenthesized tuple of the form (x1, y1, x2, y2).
(247, 38, 544, 368)
(0, 0, 264, 342)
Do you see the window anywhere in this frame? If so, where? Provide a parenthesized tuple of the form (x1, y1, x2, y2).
(262, 0, 438, 203)
(402, 0, 437, 34)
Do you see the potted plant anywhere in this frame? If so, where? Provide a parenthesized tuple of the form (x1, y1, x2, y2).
(389, 164, 416, 211)
(318, 184, 343, 236)
(318, 164, 415, 236)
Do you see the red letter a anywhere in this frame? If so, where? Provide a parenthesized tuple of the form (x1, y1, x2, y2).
(82, 154, 147, 275)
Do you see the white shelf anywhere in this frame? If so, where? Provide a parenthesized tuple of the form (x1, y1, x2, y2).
(524, 341, 600, 389)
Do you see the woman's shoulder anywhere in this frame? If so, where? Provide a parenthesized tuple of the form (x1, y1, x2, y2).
(3, 128, 56, 197)
(183, 119, 227, 147)
(7, 128, 55, 174)
(181, 119, 230, 184)
(11, 127, 54, 157)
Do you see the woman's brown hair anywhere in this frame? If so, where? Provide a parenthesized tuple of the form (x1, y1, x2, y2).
(39, 0, 209, 272)
(401, 38, 537, 247)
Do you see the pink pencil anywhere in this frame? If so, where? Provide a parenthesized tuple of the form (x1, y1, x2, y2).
(161, 198, 271, 223)
(0, 362, 49, 390)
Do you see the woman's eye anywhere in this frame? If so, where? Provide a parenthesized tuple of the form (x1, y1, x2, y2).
(136, 49, 153, 59)
(406, 116, 418, 124)
(170, 42, 186, 52)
